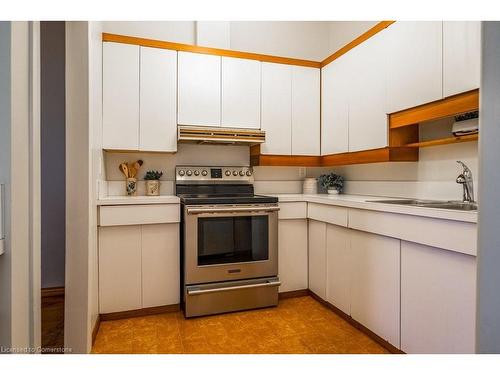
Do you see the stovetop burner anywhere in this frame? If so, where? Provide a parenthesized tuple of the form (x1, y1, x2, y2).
(175, 165, 278, 205)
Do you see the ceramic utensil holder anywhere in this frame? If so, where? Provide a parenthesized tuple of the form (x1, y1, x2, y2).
(146, 180, 160, 196)
(126, 177, 138, 196)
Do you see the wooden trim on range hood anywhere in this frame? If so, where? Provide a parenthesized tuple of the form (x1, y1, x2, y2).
(178, 126, 266, 146)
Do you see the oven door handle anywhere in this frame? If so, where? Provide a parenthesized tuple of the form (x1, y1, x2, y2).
(187, 280, 281, 296)
(186, 206, 279, 215)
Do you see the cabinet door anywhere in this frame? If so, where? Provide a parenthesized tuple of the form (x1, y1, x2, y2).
(139, 47, 177, 152)
(221, 57, 261, 129)
(308, 220, 327, 300)
(261, 62, 292, 155)
(103, 42, 140, 150)
(142, 224, 180, 308)
(443, 21, 481, 97)
(351, 230, 400, 347)
(387, 22, 443, 113)
(291, 66, 320, 156)
(321, 55, 350, 155)
(98, 226, 142, 313)
(348, 29, 389, 152)
(401, 241, 476, 353)
(178, 52, 221, 126)
(326, 224, 351, 315)
(278, 219, 308, 293)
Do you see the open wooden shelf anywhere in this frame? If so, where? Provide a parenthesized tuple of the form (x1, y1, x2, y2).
(389, 89, 479, 129)
(405, 133, 478, 148)
(250, 146, 418, 167)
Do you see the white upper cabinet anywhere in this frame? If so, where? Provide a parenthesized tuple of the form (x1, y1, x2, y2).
(387, 21, 443, 113)
(178, 52, 221, 126)
(140, 47, 177, 152)
(321, 54, 350, 155)
(221, 57, 261, 129)
(443, 21, 481, 97)
(292, 66, 320, 156)
(348, 29, 389, 152)
(103, 42, 140, 150)
(261, 62, 292, 155)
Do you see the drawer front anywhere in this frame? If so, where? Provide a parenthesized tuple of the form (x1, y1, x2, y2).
(279, 202, 307, 219)
(349, 208, 477, 256)
(307, 203, 348, 227)
(99, 204, 180, 226)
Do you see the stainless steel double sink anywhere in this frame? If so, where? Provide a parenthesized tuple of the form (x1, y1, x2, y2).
(366, 199, 478, 211)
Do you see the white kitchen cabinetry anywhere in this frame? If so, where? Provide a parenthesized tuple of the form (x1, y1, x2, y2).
(278, 219, 308, 292)
(348, 29, 389, 152)
(321, 55, 350, 155)
(350, 230, 401, 347)
(308, 220, 327, 300)
(261, 62, 292, 155)
(178, 52, 221, 126)
(291, 66, 320, 155)
(401, 241, 476, 353)
(140, 47, 177, 152)
(326, 224, 351, 315)
(221, 57, 261, 129)
(99, 225, 142, 313)
(103, 42, 140, 150)
(387, 21, 443, 113)
(98, 222, 180, 314)
(142, 224, 180, 308)
(443, 21, 481, 97)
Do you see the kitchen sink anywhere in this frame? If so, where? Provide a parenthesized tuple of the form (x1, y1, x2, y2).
(366, 199, 478, 211)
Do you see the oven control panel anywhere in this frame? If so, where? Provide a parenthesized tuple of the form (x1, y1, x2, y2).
(176, 166, 253, 183)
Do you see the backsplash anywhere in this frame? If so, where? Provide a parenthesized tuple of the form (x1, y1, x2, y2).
(102, 141, 478, 201)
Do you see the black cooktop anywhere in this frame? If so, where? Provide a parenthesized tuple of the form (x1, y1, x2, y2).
(176, 184, 278, 205)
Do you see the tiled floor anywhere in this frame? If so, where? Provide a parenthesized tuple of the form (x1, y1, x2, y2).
(92, 296, 389, 354)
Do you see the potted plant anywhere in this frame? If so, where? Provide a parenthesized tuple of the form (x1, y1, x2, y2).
(318, 173, 344, 195)
(144, 170, 163, 196)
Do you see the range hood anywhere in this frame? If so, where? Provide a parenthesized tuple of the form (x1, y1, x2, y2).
(178, 125, 265, 146)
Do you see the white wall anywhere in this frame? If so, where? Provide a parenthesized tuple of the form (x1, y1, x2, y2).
(102, 21, 196, 44)
(328, 21, 378, 53)
(0, 21, 37, 351)
(477, 21, 500, 354)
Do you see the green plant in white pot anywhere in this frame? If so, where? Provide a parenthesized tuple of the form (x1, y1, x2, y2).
(144, 170, 163, 196)
(318, 173, 344, 195)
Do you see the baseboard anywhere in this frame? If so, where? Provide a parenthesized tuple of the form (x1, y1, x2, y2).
(92, 315, 101, 346)
(100, 304, 181, 321)
(308, 290, 404, 354)
(279, 289, 310, 300)
(41, 287, 65, 298)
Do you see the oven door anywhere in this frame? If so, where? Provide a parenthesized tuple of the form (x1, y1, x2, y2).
(183, 204, 279, 284)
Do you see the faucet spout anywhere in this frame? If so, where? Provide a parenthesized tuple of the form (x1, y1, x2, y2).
(456, 161, 475, 203)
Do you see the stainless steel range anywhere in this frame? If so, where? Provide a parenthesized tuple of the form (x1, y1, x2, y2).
(176, 166, 280, 318)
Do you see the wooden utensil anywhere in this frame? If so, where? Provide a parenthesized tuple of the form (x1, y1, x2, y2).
(119, 163, 129, 178)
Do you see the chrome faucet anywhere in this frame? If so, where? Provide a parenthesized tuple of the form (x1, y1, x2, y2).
(456, 161, 475, 203)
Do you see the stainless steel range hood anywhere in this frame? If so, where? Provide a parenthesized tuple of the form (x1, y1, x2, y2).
(178, 125, 265, 146)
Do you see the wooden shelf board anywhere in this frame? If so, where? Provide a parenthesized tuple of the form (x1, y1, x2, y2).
(250, 147, 419, 167)
(405, 133, 478, 148)
(389, 89, 479, 129)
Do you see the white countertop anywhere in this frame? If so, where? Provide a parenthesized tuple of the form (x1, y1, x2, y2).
(97, 195, 180, 206)
(273, 194, 478, 223)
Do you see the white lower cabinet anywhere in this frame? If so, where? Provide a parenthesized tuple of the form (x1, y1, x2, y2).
(401, 241, 476, 353)
(141, 224, 180, 308)
(326, 224, 351, 315)
(308, 220, 327, 300)
(98, 223, 179, 314)
(350, 230, 401, 348)
(99, 225, 142, 313)
(278, 219, 308, 293)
